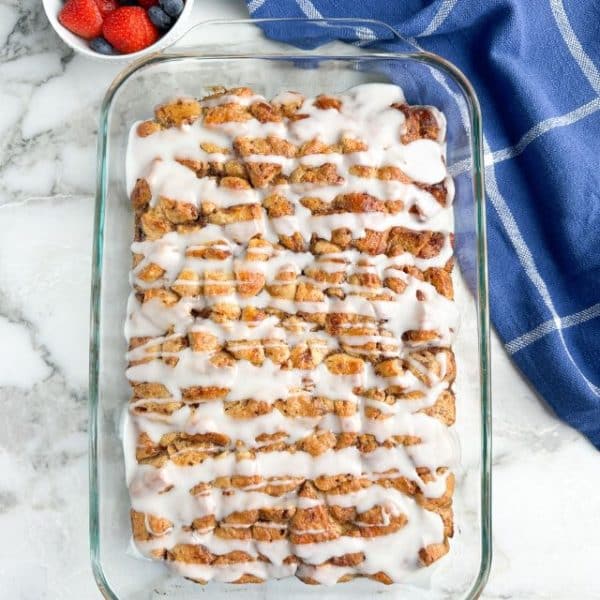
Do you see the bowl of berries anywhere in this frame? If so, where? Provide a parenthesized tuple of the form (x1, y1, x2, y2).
(43, 0, 193, 60)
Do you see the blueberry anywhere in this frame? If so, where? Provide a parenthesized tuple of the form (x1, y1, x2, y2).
(89, 37, 114, 55)
(148, 6, 172, 30)
(159, 0, 183, 18)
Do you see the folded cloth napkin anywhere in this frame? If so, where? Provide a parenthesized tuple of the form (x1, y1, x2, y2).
(246, 0, 600, 447)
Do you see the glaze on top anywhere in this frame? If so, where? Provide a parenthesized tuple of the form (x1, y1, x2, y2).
(124, 84, 458, 585)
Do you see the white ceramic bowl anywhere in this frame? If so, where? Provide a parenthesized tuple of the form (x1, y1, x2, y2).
(42, 0, 194, 61)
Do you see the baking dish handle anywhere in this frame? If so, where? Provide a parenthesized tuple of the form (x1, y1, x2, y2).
(168, 17, 422, 54)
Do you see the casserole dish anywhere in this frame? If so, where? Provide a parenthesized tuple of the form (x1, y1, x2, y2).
(90, 18, 490, 599)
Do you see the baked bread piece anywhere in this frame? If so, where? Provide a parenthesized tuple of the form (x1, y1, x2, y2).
(124, 84, 458, 585)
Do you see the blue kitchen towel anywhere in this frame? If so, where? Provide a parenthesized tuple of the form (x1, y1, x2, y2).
(246, 0, 600, 448)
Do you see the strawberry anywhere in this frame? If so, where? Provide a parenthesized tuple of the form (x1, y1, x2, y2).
(94, 0, 117, 15)
(58, 0, 103, 40)
(102, 7, 159, 54)
(138, 0, 158, 7)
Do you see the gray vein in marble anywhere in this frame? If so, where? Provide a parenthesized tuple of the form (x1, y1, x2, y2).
(0, 293, 63, 387)
(0, 0, 119, 207)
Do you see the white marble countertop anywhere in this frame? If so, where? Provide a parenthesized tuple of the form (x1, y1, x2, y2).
(1, 0, 599, 598)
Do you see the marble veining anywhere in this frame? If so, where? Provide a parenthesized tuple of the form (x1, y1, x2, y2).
(1, 0, 599, 598)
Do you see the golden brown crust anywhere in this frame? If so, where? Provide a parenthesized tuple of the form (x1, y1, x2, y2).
(392, 103, 440, 144)
(137, 120, 162, 137)
(204, 103, 253, 125)
(419, 539, 450, 566)
(132, 426, 445, 466)
(131, 509, 172, 541)
(155, 98, 202, 127)
(128, 86, 455, 585)
(289, 163, 344, 185)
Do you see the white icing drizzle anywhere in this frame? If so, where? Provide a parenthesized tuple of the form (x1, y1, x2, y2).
(127, 463, 445, 584)
(130, 227, 454, 290)
(124, 84, 457, 585)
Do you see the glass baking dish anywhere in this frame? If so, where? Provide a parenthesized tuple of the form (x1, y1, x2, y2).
(90, 18, 490, 600)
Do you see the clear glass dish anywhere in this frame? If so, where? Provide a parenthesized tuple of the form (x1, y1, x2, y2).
(90, 18, 490, 600)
